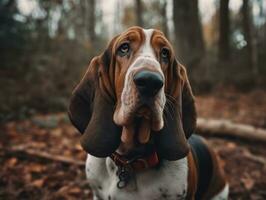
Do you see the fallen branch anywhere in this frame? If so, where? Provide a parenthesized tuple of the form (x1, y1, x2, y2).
(7, 146, 85, 167)
(242, 149, 266, 166)
(197, 118, 266, 143)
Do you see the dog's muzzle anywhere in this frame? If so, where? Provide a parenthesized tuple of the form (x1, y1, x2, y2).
(133, 70, 164, 98)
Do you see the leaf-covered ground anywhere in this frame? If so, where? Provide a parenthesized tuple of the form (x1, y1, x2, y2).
(1, 89, 266, 200)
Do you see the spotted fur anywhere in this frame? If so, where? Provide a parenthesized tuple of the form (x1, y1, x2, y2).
(86, 155, 188, 200)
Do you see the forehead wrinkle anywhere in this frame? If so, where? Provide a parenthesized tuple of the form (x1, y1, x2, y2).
(114, 29, 144, 52)
(151, 31, 170, 48)
(151, 31, 175, 61)
(153, 36, 168, 46)
(118, 31, 140, 43)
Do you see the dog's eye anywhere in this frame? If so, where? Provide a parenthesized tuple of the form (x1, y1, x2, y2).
(161, 48, 170, 62)
(117, 43, 130, 56)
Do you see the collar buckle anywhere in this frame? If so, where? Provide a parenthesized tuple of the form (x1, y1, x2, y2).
(116, 165, 133, 189)
(111, 151, 159, 189)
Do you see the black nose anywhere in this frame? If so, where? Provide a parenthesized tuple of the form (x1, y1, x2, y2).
(133, 70, 163, 97)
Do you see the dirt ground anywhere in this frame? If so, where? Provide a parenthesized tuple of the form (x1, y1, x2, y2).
(1, 89, 266, 200)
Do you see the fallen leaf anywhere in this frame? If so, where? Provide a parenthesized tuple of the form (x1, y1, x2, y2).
(28, 163, 45, 173)
(68, 186, 82, 194)
(6, 157, 18, 167)
(241, 177, 255, 190)
(226, 142, 236, 149)
(31, 179, 45, 188)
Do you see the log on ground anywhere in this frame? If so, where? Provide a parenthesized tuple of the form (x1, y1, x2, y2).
(197, 118, 266, 143)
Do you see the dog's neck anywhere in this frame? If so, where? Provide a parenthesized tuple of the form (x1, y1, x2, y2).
(117, 140, 155, 158)
(112, 140, 160, 171)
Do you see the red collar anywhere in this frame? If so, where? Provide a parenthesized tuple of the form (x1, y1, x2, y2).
(110, 151, 159, 171)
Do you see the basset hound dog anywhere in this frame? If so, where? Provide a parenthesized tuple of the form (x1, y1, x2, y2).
(68, 27, 229, 200)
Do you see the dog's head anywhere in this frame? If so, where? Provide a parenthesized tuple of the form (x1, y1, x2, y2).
(68, 27, 196, 160)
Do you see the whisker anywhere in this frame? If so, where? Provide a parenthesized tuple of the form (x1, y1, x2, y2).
(163, 104, 171, 119)
(165, 94, 178, 105)
(164, 101, 175, 120)
(154, 100, 171, 122)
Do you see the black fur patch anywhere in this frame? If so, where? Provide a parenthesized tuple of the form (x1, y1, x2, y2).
(188, 134, 213, 200)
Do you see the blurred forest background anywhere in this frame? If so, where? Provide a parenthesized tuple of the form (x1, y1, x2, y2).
(1, 0, 266, 199)
(0, 0, 265, 122)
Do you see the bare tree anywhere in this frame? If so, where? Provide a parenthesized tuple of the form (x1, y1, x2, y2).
(160, 0, 168, 37)
(242, 0, 258, 81)
(88, 0, 96, 42)
(135, 0, 144, 27)
(173, 0, 205, 66)
(80, 0, 96, 43)
(89, 0, 96, 42)
(219, 0, 230, 60)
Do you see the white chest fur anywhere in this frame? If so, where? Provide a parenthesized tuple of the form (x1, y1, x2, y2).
(85, 155, 188, 200)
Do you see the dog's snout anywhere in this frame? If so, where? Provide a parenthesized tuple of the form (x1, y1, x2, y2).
(134, 70, 163, 97)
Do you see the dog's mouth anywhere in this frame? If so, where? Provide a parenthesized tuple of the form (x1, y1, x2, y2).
(120, 104, 163, 149)
(114, 87, 166, 151)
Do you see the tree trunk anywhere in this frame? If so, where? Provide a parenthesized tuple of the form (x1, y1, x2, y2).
(219, 0, 230, 60)
(242, 0, 258, 82)
(88, 0, 96, 43)
(160, 0, 168, 37)
(135, 0, 144, 27)
(80, 0, 96, 43)
(173, 0, 205, 66)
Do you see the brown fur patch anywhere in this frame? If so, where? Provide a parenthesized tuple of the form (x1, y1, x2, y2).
(186, 151, 198, 200)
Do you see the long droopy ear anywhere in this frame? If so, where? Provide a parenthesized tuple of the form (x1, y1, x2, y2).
(179, 63, 197, 139)
(68, 51, 121, 157)
(155, 60, 197, 160)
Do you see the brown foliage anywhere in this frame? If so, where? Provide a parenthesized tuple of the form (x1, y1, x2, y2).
(1, 91, 266, 199)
